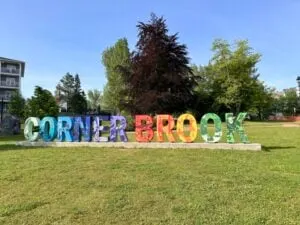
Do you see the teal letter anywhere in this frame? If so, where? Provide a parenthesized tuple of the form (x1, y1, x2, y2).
(225, 113, 249, 143)
(200, 113, 222, 143)
(40, 117, 57, 142)
(24, 117, 40, 141)
(57, 116, 73, 142)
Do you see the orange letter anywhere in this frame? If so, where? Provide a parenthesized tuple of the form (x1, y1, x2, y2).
(156, 115, 175, 142)
(176, 114, 198, 143)
(135, 115, 154, 142)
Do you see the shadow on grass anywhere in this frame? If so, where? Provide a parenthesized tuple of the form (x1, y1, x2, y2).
(262, 145, 296, 152)
(0, 144, 45, 152)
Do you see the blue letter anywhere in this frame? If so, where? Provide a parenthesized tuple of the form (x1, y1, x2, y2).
(57, 116, 73, 142)
(72, 116, 91, 142)
(40, 117, 57, 142)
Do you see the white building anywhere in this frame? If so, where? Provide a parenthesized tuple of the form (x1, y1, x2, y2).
(0, 57, 25, 114)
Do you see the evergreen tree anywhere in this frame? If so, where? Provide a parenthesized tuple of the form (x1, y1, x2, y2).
(55, 73, 87, 113)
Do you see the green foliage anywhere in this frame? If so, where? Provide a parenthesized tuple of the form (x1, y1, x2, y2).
(87, 89, 102, 112)
(272, 89, 299, 116)
(193, 39, 263, 117)
(69, 92, 88, 115)
(7, 90, 25, 120)
(55, 72, 75, 104)
(102, 38, 130, 113)
(249, 82, 275, 120)
(55, 73, 87, 114)
(24, 86, 59, 118)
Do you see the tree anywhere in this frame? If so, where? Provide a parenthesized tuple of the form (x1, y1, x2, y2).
(195, 39, 261, 115)
(25, 86, 59, 118)
(69, 92, 88, 115)
(7, 90, 26, 120)
(121, 14, 196, 114)
(87, 89, 102, 112)
(190, 64, 214, 118)
(283, 89, 298, 116)
(102, 38, 130, 113)
(250, 82, 275, 120)
(55, 73, 75, 108)
(55, 73, 87, 113)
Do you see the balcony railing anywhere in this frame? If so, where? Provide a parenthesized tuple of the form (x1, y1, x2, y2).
(0, 95, 11, 101)
(1, 68, 20, 74)
(0, 81, 19, 87)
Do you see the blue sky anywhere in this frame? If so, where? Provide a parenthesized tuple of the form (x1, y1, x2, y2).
(1, 0, 299, 98)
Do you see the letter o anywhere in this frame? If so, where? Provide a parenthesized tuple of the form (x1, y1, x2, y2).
(200, 113, 222, 143)
(176, 114, 198, 143)
(40, 117, 57, 141)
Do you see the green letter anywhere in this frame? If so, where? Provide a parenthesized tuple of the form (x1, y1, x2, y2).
(225, 113, 248, 143)
(200, 113, 222, 143)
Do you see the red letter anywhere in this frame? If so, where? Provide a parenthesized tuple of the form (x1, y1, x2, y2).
(135, 115, 154, 142)
(156, 115, 175, 142)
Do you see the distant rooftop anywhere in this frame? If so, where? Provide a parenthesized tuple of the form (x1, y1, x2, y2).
(0, 57, 25, 77)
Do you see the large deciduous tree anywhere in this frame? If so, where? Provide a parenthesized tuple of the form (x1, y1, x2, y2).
(102, 38, 130, 113)
(195, 39, 261, 115)
(25, 86, 59, 118)
(120, 14, 196, 114)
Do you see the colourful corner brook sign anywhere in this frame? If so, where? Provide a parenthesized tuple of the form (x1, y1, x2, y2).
(24, 113, 249, 144)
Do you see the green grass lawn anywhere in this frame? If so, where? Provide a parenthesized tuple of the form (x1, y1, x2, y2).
(0, 123, 300, 224)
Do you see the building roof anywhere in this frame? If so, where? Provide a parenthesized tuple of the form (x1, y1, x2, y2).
(0, 57, 25, 77)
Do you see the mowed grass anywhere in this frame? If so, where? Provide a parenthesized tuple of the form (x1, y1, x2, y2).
(0, 124, 300, 224)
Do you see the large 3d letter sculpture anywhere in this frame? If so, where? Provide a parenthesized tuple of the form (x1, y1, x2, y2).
(72, 116, 92, 142)
(57, 117, 73, 142)
(176, 114, 198, 143)
(200, 113, 222, 143)
(39, 117, 57, 142)
(110, 116, 128, 142)
(24, 117, 40, 141)
(135, 115, 154, 142)
(92, 116, 110, 142)
(156, 115, 175, 142)
(225, 113, 248, 143)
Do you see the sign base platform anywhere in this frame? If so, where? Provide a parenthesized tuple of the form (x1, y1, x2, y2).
(16, 141, 262, 151)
